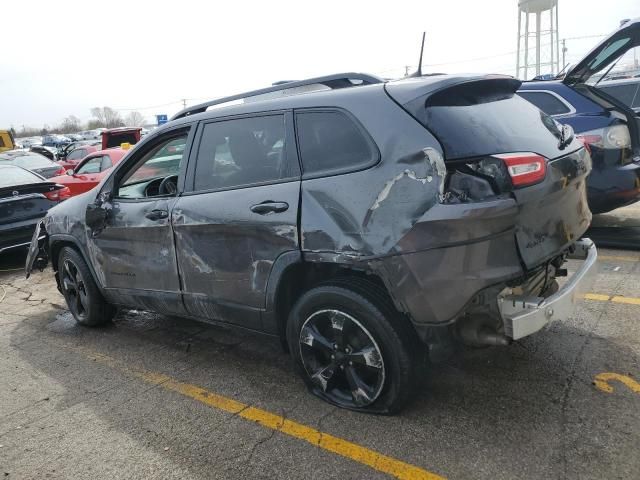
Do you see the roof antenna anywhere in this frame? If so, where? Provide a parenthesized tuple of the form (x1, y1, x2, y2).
(409, 32, 426, 77)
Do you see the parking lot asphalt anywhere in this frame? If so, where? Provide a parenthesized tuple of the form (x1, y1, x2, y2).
(1, 207, 639, 480)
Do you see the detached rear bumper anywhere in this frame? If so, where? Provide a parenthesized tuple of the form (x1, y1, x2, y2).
(498, 239, 597, 340)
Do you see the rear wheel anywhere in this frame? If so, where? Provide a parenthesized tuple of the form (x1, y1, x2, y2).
(58, 247, 114, 326)
(287, 279, 423, 414)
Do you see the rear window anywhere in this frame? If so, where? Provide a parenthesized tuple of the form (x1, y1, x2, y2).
(295, 110, 377, 177)
(415, 91, 566, 160)
(598, 82, 640, 109)
(0, 167, 41, 187)
(517, 91, 572, 115)
(67, 148, 86, 160)
(13, 155, 54, 169)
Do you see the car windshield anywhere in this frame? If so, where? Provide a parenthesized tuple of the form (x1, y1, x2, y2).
(0, 167, 42, 187)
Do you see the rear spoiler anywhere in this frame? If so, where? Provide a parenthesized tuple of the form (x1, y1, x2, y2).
(386, 75, 522, 115)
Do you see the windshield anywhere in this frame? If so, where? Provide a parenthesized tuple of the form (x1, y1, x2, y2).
(0, 167, 42, 187)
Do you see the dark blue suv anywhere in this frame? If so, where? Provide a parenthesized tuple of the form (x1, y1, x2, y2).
(519, 18, 640, 214)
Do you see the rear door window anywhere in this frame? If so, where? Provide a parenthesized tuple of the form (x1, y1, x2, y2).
(295, 110, 377, 177)
(76, 156, 104, 174)
(517, 91, 572, 116)
(193, 114, 297, 191)
(67, 148, 87, 160)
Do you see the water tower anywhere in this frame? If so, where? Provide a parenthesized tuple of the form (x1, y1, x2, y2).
(516, 0, 560, 79)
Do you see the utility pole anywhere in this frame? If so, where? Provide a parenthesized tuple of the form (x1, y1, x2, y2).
(404, 65, 410, 77)
(562, 38, 567, 70)
(181, 99, 187, 109)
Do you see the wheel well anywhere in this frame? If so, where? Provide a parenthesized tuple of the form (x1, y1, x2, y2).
(50, 240, 78, 273)
(273, 262, 402, 349)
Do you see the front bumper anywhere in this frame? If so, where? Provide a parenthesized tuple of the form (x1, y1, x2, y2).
(498, 239, 598, 340)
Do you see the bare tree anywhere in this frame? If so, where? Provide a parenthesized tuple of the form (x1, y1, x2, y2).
(59, 115, 82, 133)
(90, 107, 124, 128)
(124, 111, 146, 127)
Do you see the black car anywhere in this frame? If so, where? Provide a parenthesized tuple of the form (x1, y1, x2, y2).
(0, 165, 69, 254)
(0, 151, 65, 178)
(26, 72, 597, 413)
(29, 145, 58, 161)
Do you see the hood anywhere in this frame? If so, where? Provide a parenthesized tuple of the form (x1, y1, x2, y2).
(564, 18, 640, 86)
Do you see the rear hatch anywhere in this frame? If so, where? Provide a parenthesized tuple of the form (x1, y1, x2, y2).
(563, 18, 640, 163)
(386, 76, 592, 269)
(102, 128, 141, 149)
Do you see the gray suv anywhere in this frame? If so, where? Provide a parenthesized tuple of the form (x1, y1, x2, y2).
(26, 72, 597, 413)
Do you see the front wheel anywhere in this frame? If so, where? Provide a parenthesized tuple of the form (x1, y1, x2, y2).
(58, 247, 115, 327)
(287, 279, 423, 414)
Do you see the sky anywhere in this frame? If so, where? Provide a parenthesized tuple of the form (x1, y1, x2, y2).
(1, 0, 638, 130)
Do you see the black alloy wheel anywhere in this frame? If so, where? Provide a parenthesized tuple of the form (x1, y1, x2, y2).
(299, 309, 386, 408)
(61, 258, 89, 321)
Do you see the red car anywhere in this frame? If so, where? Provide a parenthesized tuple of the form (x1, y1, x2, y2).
(49, 148, 128, 197)
(58, 145, 101, 170)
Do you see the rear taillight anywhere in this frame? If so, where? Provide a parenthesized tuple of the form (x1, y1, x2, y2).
(577, 125, 631, 150)
(44, 185, 71, 201)
(576, 124, 632, 165)
(493, 152, 547, 188)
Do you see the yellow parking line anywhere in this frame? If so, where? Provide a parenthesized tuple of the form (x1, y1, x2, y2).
(610, 295, 640, 306)
(598, 255, 640, 262)
(584, 293, 611, 302)
(584, 293, 640, 305)
(594, 372, 640, 394)
(66, 344, 445, 480)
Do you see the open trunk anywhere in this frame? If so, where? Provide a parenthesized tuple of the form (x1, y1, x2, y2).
(386, 75, 592, 269)
(564, 18, 640, 164)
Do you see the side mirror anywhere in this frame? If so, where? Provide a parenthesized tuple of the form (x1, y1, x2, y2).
(86, 202, 108, 232)
(66, 169, 74, 176)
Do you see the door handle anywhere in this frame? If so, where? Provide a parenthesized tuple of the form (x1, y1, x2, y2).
(145, 209, 169, 220)
(250, 201, 289, 215)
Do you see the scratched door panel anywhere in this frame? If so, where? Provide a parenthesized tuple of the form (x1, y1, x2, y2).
(172, 182, 300, 329)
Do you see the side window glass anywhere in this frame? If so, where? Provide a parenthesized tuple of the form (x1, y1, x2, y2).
(68, 149, 85, 160)
(118, 133, 188, 199)
(76, 157, 103, 174)
(295, 110, 376, 176)
(194, 115, 291, 191)
(517, 91, 571, 116)
(100, 155, 113, 171)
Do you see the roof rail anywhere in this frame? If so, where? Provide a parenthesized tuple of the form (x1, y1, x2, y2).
(171, 72, 384, 120)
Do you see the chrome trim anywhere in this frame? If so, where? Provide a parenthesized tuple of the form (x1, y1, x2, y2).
(499, 239, 598, 340)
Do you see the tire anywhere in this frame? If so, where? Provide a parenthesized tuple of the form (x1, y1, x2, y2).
(287, 277, 423, 414)
(58, 247, 115, 327)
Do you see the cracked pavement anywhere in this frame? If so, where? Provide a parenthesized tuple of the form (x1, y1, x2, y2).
(1, 210, 640, 479)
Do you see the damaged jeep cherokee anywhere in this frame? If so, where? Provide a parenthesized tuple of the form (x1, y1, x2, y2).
(26, 72, 597, 413)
